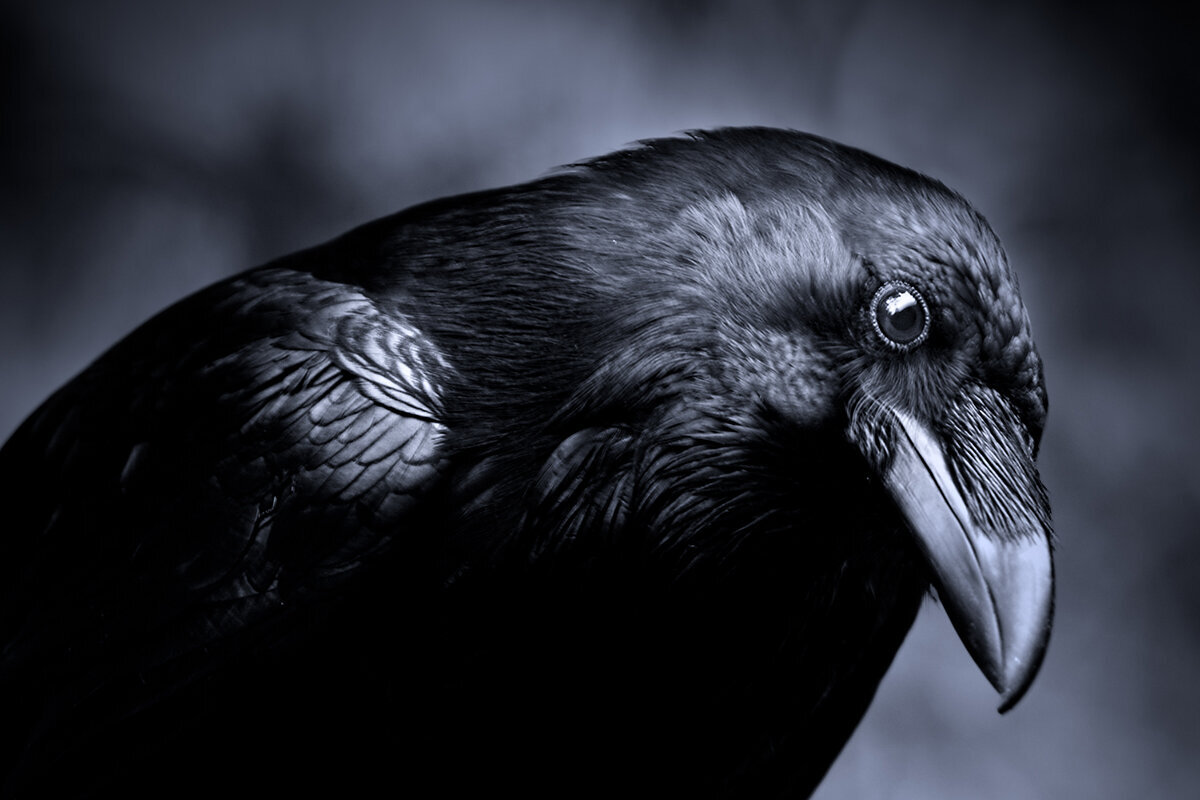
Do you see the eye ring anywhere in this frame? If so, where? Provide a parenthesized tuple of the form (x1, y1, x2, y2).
(870, 282, 930, 351)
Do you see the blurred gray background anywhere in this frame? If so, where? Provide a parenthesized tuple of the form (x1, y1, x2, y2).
(2, 1, 1197, 797)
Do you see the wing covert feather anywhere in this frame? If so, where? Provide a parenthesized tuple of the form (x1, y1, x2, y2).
(0, 263, 451, 790)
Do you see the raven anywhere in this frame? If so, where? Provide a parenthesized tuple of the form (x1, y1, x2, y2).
(0, 128, 1052, 798)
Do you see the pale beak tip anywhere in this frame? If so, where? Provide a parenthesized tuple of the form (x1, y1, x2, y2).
(995, 616, 1052, 714)
(996, 664, 1033, 715)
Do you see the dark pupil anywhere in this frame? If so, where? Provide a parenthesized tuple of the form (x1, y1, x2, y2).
(877, 291, 923, 342)
(889, 304, 918, 333)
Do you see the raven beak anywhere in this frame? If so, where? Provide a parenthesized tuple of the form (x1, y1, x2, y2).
(881, 404, 1054, 712)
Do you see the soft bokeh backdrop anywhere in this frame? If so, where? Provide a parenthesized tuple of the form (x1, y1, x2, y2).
(3, 1, 1197, 797)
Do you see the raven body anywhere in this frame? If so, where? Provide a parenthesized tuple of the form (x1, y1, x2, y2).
(0, 129, 1052, 797)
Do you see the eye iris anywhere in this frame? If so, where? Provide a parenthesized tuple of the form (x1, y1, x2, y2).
(872, 285, 929, 348)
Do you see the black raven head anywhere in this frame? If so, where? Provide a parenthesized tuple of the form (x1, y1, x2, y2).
(493, 128, 1054, 711)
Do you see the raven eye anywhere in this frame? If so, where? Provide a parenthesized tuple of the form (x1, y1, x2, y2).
(871, 283, 929, 350)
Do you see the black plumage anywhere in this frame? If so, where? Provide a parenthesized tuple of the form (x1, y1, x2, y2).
(0, 128, 1053, 798)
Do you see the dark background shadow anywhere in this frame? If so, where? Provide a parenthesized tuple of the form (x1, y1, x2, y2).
(2, 1, 1196, 796)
